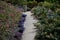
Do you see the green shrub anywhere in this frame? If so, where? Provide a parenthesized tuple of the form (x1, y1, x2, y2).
(27, 1, 37, 9)
(0, 1, 22, 40)
(1, 0, 27, 6)
(45, 0, 60, 3)
(38, 2, 57, 11)
(38, 2, 43, 6)
(31, 6, 48, 19)
(32, 4, 60, 40)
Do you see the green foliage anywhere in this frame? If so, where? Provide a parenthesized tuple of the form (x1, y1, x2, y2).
(27, 1, 37, 9)
(45, 0, 60, 4)
(45, 0, 56, 3)
(0, 1, 22, 40)
(1, 0, 27, 5)
(38, 2, 43, 6)
(38, 1, 52, 8)
(31, 6, 46, 19)
(38, 1, 57, 11)
(32, 2, 60, 40)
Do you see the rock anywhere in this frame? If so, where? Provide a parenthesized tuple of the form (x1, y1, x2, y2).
(18, 27, 25, 33)
(14, 32, 22, 39)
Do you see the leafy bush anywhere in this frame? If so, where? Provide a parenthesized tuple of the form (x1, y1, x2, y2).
(38, 2, 43, 6)
(27, 1, 37, 9)
(1, 0, 26, 5)
(45, 0, 60, 3)
(31, 6, 48, 19)
(38, 1, 57, 11)
(38, 1, 56, 9)
(0, 1, 22, 40)
(32, 3, 60, 40)
(43, 1, 52, 8)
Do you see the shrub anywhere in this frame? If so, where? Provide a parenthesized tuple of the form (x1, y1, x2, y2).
(31, 6, 48, 19)
(43, 1, 52, 8)
(0, 1, 22, 40)
(38, 2, 43, 6)
(38, 2, 57, 11)
(27, 1, 37, 9)
(1, 0, 26, 5)
(32, 4, 60, 40)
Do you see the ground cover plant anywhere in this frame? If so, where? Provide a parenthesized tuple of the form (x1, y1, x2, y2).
(32, 1, 60, 40)
(0, 1, 22, 40)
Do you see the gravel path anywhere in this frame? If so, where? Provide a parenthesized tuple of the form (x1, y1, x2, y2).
(21, 11, 37, 40)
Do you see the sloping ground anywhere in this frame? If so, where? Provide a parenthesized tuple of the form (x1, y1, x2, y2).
(0, 1, 22, 40)
(22, 11, 37, 40)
